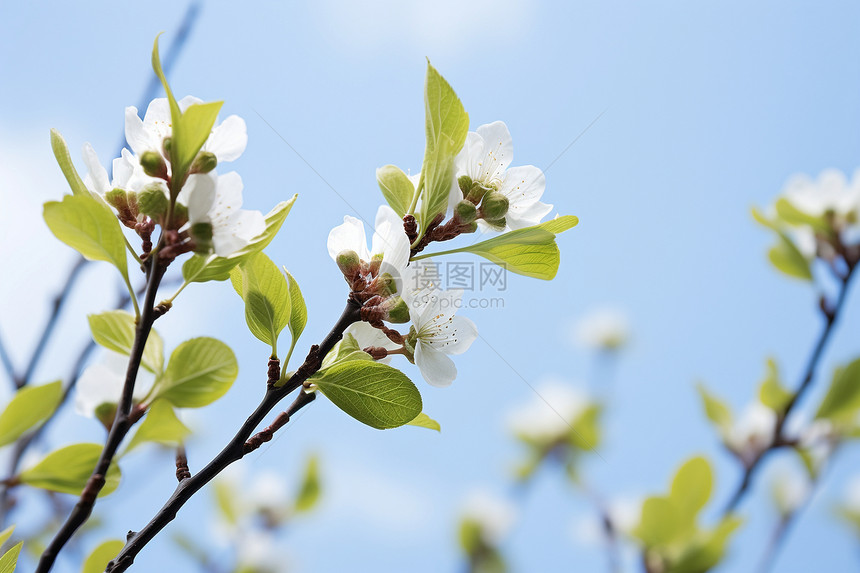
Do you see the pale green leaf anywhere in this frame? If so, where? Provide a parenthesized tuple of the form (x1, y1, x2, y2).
(407, 412, 441, 432)
(313, 361, 422, 430)
(634, 496, 680, 548)
(284, 268, 308, 347)
(43, 194, 129, 281)
(774, 198, 829, 231)
(696, 383, 732, 431)
(816, 358, 860, 423)
(0, 541, 21, 573)
(20, 443, 121, 496)
(175, 102, 223, 174)
(125, 400, 191, 453)
(213, 480, 239, 525)
(416, 62, 469, 236)
(88, 311, 164, 374)
(670, 456, 713, 524)
(669, 517, 743, 573)
(154, 338, 238, 408)
(377, 164, 415, 217)
(318, 334, 373, 371)
(758, 358, 792, 412)
(0, 381, 63, 448)
(50, 129, 89, 197)
(0, 526, 14, 551)
(294, 455, 321, 513)
(81, 540, 124, 573)
(229, 252, 290, 354)
(768, 233, 812, 281)
(182, 197, 296, 283)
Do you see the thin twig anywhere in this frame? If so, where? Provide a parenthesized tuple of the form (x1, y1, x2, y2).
(106, 299, 362, 572)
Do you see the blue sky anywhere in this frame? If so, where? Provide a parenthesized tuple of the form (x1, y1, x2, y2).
(2, 1, 860, 571)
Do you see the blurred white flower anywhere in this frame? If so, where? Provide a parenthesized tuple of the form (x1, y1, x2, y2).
(236, 532, 288, 573)
(573, 308, 630, 351)
(247, 470, 291, 512)
(798, 418, 837, 472)
(844, 475, 860, 512)
(507, 380, 589, 443)
(455, 121, 552, 231)
(74, 351, 153, 418)
(771, 463, 810, 515)
(460, 490, 517, 546)
(724, 402, 775, 456)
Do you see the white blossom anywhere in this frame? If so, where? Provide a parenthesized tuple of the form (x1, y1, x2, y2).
(460, 490, 517, 546)
(724, 402, 775, 455)
(74, 352, 153, 418)
(507, 380, 589, 443)
(81, 144, 140, 201)
(573, 308, 630, 351)
(771, 464, 810, 515)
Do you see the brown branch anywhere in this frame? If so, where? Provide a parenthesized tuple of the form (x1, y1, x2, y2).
(105, 298, 362, 572)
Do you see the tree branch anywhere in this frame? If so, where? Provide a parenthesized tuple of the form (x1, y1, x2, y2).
(105, 298, 362, 572)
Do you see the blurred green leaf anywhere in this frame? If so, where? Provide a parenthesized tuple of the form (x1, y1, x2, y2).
(407, 412, 441, 432)
(0, 381, 63, 448)
(213, 480, 239, 525)
(125, 400, 191, 453)
(758, 358, 792, 412)
(50, 129, 89, 197)
(568, 404, 601, 451)
(0, 526, 14, 551)
(696, 383, 732, 432)
(313, 361, 422, 430)
(20, 443, 121, 496)
(635, 496, 681, 548)
(294, 455, 321, 513)
(774, 198, 829, 231)
(88, 311, 164, 374)
(0, 541, 21, 573)
(668, 517, 743, 573)
(81, 540, 124, 573)
(768, 232, 812, 281)
(230, 252, 291, 355)
(670, 456, 713, 526)
(43, 194, 129, 282)
(416, 62, 469, 236)
(154, 338, 238, 408)
(377, 164, 415, 217)
(182, 197, 296, 283)
(816, 358, 860, 423)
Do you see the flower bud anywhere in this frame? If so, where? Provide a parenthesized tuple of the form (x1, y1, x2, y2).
(337, 250, 362, 280)
(162, 137, 172, 158)
(368, 253, 383, 276)
(483, 217, 506, 232)
(140, 150, 168, 179)
(461, 221, 478, 234)
(466, 182, 493, 204)
(190, 151, 217, 174)
(458, 175, 474, 197)
(138, 186, 169, 220)
(455, 200, 478, 224)
(479, 191, 509, 221)
(384, 296, 410, 323)
(105, 188, 140, 228)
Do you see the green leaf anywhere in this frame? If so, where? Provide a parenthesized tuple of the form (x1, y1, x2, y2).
(416, 61, 469, 236)
(319, 333, 373, 370)
(768, 232, 812, 281)
(294, 455, 321, 513)
(413, 216, 579, 280)
(151, 35, 180, 142)
(0, 526, 14, 550)
(43, 194, 129, 282)
(81, 540, 124, 573)
(125, 400, 191, 453)
(774, 198, 829, 231)
(568, 404, 602, 450)
(758, 358, 792, 412)
(213, 480, 240, 525)
(670, 456, 712, 525)
(175, 102, 223, 175)
(182, 197, 296, 283)
(0, 381, 63, 448)
(50, 129, 89, 197)
(751, 206, 779, 231)
(154, 338, 238, 408)
(229, 252, 291, 355)
(634, 496, 680, 548)
(696, 383, 732, 432)
(20, 443, 121, 496)
(669, 517, 743, 573)
(816, 358, 860, 423)
(88, 311, 164, 374)
(407, 412, 441, 432)
(0, 541, 21, 573)
(284, 268, 308, 351)
(312, 361, 422, 430)
(377, 165, 415, 217)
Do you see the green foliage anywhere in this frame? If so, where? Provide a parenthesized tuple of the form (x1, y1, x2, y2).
(407, 412, 441, 432)
(568, 404, 601, 450)
(377, 165, 415, 217)
(153, 338, 238, 408)
(318, 333, 373, 371)
(312, 361, 422, 430)
(0, 381, 62, 448)
(125, 400, 191, 453)
(230, 252, 291, 355)
(284, 268, 308, 362)
(758, 358, 792, 412)
(413, 215, 579, 280)
(670, 456, 713, 528)
(50, 129, 89, 197)
(459, 519, 507, 573)
(416, 62, 469, 237)
(294, 455, 321, 513)
(816, 357, 860, 424)
(768, 232, 812, 281)
(0, 541, 22, 573)
(0, 527, 13, 550)
(213, 480, 239, 525)
(774, 198, 829, 232)
(19, 443, 121, 496)
(81, 540, 124, 573)
(182, 197, 296, 283)
(43, 194, 129, 283)
(88, 311, 164, 374)
(696, 383, 732, 433)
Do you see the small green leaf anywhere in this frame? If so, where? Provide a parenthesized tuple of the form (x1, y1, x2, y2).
(154, 338, 238, 408)
(774, 198, 829, 231)
(413, 216, 579, 280)
(182, 197, 296, 283)
(313, 361, 422, 430)
(634, 496, 680, 548)
(43, 194, 129, 282)
(670, 456, 712, 525)
(125, 400, 191, 453)
(284, 268, 308, 351)
(0, 526, 14, 550)
(377, 165, 415, 217)
(670, 517, 743, 573)
(696, 383, 732, 432)
(416, 61, 469, 236)
(50, 129, 89, 197)
(88, 311, 164, 374)
(816, 358, 860, 423)
(213, 480, 240, 524)
(20, 443, 121, 496)
(751, 206, 779, 231)
(318, 334, 373, 371)
(294, 455, 321, 513)
(568, 404, 602, 450)
(81, 540, 124, 573)
(407, 412, 441, 432)
(229, 252, 291, 355)
(0, 541, 21, 573)
(175, 102, 223, 175)
(0, 381, 63, 448)
(768, 232, 812, 281)
(758, 358, 792, 412)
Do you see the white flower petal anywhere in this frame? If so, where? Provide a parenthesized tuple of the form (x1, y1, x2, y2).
(185, 173, 217, 225)
(327, 216, 369, 262)
(473, 121, 514, 184)
(436, 315, 477, 355)
(124, 106, 152, 156)
(206, 115, 248, 162)
(82, 143, 110, 196)
(415, 341, 457, 387)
